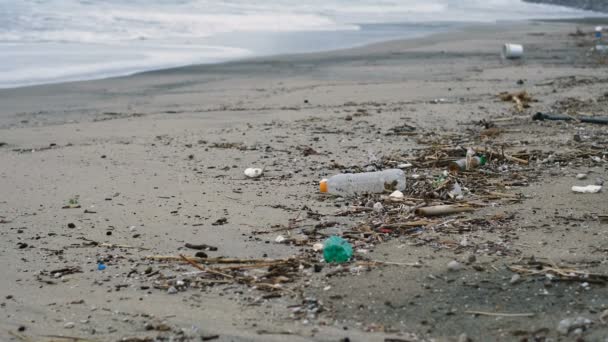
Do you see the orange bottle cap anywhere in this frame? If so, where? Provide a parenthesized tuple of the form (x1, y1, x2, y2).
(319, 179, 328, 193)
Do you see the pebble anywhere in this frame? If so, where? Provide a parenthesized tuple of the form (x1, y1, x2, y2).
(64, 322, 75, 329)
(244, 167, 263, 179)
(447, 260, 462, 272)
(596, 178, 605, 186)
(312, 243, 324, 251)
(556, 316, 591, 335)
(467, 254, 476, 263)
(373, 202, 384, 213)
(510, 274, 521, 285)
(275, 235, 286, 243)
(167, 286, 178, 294)
(389, 190, 404, 200)
(576, 173, 587, 180)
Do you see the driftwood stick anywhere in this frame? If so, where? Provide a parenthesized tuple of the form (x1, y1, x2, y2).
(380, 220, 436, 228)
(415, 205, 475, 217)
(218, 261, 293, 271)
(464, 310, 535, 317)
(474, 146, 529, 165)
(179, 254, 234, 279)
(146, 256, 287, 264)
(99, 243, 149, 250)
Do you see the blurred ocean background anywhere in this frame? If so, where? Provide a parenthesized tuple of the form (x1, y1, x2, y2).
(0, 0, 599, 88)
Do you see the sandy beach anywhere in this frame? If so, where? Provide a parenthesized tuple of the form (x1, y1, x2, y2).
(2, 19, 608, 341)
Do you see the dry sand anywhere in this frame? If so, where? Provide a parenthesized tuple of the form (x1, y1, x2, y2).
(1, 20, 608, 341)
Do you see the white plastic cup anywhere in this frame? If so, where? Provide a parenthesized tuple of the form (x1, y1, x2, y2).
(502, 43, 524, 59)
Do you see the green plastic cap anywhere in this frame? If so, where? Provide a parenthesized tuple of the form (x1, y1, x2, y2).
(479, 155, 487, 166)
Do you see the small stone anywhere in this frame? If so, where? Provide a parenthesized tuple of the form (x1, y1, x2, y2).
(389, 190, 404, 200)
(510, 274, 521, 285)
(596, 178, 605, 186)
(167, 287, 178, 294)
(67, 223, 76, 229)
(373, 202, 384, 213)
(600, 309, 608, 324)
(275, 235, 286, 243)
(467, 254, 476, 263)
(64, 322, 75, 329)
(557, 316, 591, 335)
(244, 168, 263, 179)
(576, 173, 587, 180)
(344, 115, 353, 121)
(447, 260, 462, 272)
(195, 251, 208, 258)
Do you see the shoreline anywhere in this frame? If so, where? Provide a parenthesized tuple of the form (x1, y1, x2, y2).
(1, 21, 465, 91)
(2, 16, 604, 92)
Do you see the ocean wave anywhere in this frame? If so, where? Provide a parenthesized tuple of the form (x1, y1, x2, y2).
(0, 0, 601, 88)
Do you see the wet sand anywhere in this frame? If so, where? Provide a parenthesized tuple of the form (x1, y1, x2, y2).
(1, 19, 608, 341)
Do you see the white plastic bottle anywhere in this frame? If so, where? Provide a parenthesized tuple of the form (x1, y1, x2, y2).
(319, 169, 406, 196)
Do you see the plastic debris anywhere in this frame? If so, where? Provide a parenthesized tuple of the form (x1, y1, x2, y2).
(533, 112, 608, 125)
(576, 173, 587, 180)
(319, 169, 406, 196)
(502, 43, 524, 59)
(448, 182, 463, 200)
(449, 156, 486, 173)
(275, 235, 286, 243)
(373, 202, 384, 213)
(97, 263, 106, 271)
(323, 236, 353, 264)
(571, 185, 602, 193)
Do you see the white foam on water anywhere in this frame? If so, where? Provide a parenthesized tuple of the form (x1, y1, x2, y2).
(0, 0, 601, 88)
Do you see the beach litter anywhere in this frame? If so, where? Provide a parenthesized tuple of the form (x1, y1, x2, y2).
(533, 112, 608, 125)
(323, 236, 353, 264)
(502, 43, 524, 59)
(448, 156, 486, 173)
(572, 185, 602, 193)
(319, 169, 406, 196)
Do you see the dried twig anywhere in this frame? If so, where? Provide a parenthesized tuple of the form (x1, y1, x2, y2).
(179, 254, 234, 279)
(465, 310, 535, 317)
(415, 205, 475, 217)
